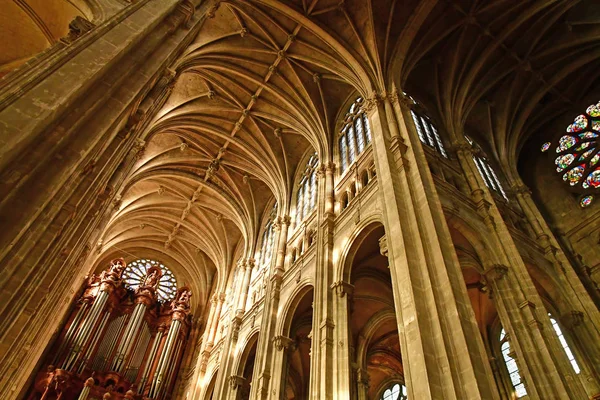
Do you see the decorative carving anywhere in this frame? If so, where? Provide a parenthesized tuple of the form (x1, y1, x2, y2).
(484, 264, 509, 282)
(62, 16, 95, 43)
(229, 375, 245, 390)
(206, 158, 220, 179)
(274, 127, 282, 138)
(560, 310, 585, 329)
(171, 287, 192, 321)
(330, 281, 354, 298)
(272, 335, 294, 351)
(100, 258, 126, 292)
(378, 235, 388, 257)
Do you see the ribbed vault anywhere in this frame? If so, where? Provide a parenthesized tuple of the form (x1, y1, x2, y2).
(94, 0, 600, 310)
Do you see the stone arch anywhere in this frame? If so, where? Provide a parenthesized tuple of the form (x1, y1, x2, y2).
(202, 367, 219, 400)
(277, 281, 314, 337)
(336, 217, 385, 284)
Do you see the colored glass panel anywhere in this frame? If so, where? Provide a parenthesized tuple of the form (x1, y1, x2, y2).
(579, 131, 598, 139)
(583, 169, 600, 189)
(587, 102, 600, 117)
(566, 115, 587, 133)
(576, 142, 591, 151)
(555, 154, 574, 172)
(590, 154, 600, 167)
(541, 142, 551, 152)
(556, 135, 577, 152)
(580, 195, 594, 207)
(593, 120, 600, 131)
(579, 148, 595, 161)
(563, 165, 585, 186)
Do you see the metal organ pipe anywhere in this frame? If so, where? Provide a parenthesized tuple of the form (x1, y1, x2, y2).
(138, 326, 165, 395)
(53, 300, 89, 364)
(78, 310, 110, 373)
(112, 302, 146, 372)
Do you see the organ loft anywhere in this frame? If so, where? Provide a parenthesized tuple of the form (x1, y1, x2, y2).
(0, 1, 599, 400)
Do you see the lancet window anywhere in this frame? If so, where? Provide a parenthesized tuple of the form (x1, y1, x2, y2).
(549, 314, 580, 374)
(339, 97, 372, 174)
(380, 383, 408, 400)
(466, 135, 508, 200)
(258, 203, 278, 268)
(296, 153, 319, 223)
(123, 258, 177, 302)
(410, 109, 447, 157)
(499, 328, 527, 398)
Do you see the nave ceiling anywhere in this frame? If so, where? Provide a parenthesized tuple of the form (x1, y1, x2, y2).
(93, 0, 600, 308)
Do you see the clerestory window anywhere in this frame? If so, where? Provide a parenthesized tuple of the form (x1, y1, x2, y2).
(258, 203, 278, 268)
(466, 135, 508, 200)
(296, 153, 319, 224)
(410, 109, 447, 157)
(380, 383, 408, 400)
(499, 328, 527, 398)
(339, 97, 372, 174)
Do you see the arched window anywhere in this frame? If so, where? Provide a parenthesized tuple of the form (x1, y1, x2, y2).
(540, 101, 599, 206)
(549, 314, 581, 374)
(466, 135, 508, 200)
(499, 328, 527, 398)
(410, 109, 447, 157)
(123, 259, 177, 302)
(296, 153, 319, 223)
(258, 203, 278, 268)
(339, 97, 372, 174)
(380, 383, 408, 400)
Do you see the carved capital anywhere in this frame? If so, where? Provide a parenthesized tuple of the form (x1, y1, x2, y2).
(484, 264, 508, 282)
(273, 335, 295, 351)
(560, 310, 585, 329)
(330, 281, 354, 298)
(229, 375, 245, 390)
(378, 235, 388, 257)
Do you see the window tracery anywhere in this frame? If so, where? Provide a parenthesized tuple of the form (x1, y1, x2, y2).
(339, 97, 372, 174)
(410, 109, 447, 157)
(123, 259, 177, 302)
(258, 203, 278, 268)
(466, 135, 508, 200)
(380, 383, 408, 400)
(549, 314, 580, 374)
(499, 328, 527, 398)
(296, 153, 319, 223)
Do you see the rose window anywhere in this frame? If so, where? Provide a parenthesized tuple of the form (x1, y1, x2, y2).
(123, 259, 177, 302)
(542, 101, 600, 206)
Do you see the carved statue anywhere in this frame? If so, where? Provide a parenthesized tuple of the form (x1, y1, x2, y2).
(101, 258, 125, 284)
(171, 287, 192, 320)
(143, 269, 161, 287)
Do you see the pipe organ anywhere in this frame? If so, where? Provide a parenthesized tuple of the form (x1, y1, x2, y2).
(28, 259, 192, 400)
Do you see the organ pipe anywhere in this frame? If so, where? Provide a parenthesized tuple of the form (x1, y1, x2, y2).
(27, 259, 193, 400)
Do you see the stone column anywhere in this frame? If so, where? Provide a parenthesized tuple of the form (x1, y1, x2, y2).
(252, 214, 290, 399)
(363, 91, 499, 399)
(237, 259, 256, 315)
(0, 1, 215, 397)
(452, 136, 587, 399)
(331, 280, 354, 398)
(355, 367, 370, 400)
(511, 183, 600, 393)
(309, 162, 336, 400)
(228, 375, 246, 400)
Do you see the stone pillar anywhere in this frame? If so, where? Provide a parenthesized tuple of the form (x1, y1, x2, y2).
(511, 183, 600, 393)
(228, 375, 245, 400)
(252, 214, 290, 399)
(237, 259, 256, 315)
(0, 1, 215, 397)
(331, 280, 354, 398)
(355, 367, 370, 400)
(452, 136, 588, 399)
(363, 91, 499, 399)
(309, 162, 336, 400)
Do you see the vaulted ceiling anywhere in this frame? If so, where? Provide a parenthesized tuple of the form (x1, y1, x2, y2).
(95, 0, 600, 305)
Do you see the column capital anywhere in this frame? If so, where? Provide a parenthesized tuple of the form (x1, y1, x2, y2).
(272, 335, 295, 351)
(510, 184, 531, 196)
(355, 367, 370, 386)
(484, 264, 509, 282)
(378, 235, 388, 257)
(330, 281, 354, 298)
(450, 140, 474, 155)
(559, 310, 585, 329)
(229, 375, 245, 390)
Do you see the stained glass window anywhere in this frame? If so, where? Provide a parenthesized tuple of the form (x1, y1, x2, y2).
(410, 109, 447, 157)
(499, 329, 527, 398)
(258, 203, 278, 267)
(551, 101, 600, 189)
(123, 259, 177, 302)
(339, 97, 372, 174)
(296, 153, 319, 224)
(380, 383, 408, 400)
(541, 142, 551, 152)
(549, 314, 581, 374)
(580, 195, 594, 208)
(467, 136, 508, 200)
